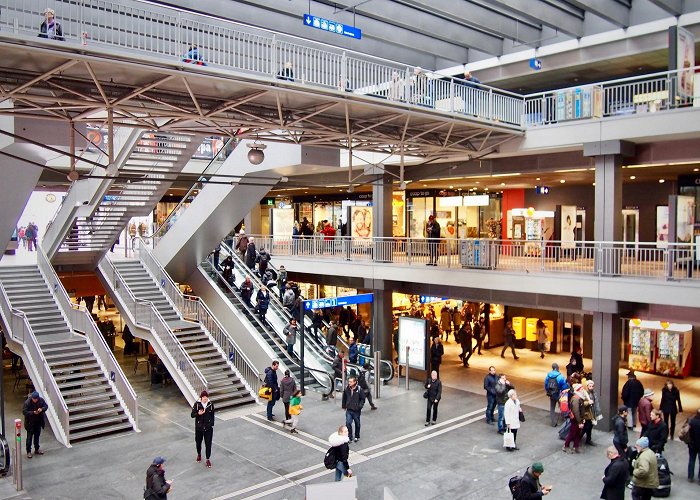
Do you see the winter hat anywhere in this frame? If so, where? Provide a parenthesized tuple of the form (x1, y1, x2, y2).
(31, 391, 40, 399)
(618, 405, 629, 414)
(532, 462, 544, 473)
(635, 437, 649, 449)
(572, 383, 583, 392)
(643, 388, 654, 397)
(153, 456, 166, 465)
(200, 390, 208, 398)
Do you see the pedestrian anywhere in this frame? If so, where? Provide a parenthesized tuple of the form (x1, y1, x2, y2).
(425, 214, 440, 265)
(38, 8, 64, 41)
(687, 408, 700, 482)
(544, 363, 569, 427)
(459, 321, 473, 367)
(582, 379, 601, 446)
(245, 237, 257, 269)
(191, 390, 215, 468)
(601, 445, 630, 500)
(283, 318, 298, 356)
(440, 306, 452, 341)
(221, 255, 234, 285)
(256, 247, 271, 277)
(518, 462, 551, 498)
(22, 391, 48, 458)
(563, 383, 586, 454)
(638, 389, 654, 435)
(621, 370, 645, 429)
(429, 336, 444, 377)
(331, 351, 344, 393)
(424, 370, 442, 426)
(122, 325, 135, 356)
(240, 275, 254, 307)
(326, 320, 339, 348)
(358, 363, 377, 410)
(659, 379, 683, 439)
(612, 405, 629, 456)
(212, 245, 221, 270)
(279, 369, 297, 422)
(145, 457, 172, 500)
(645, 409, 668, 454)
(631, 436, 659, 500)
(342, 376, 365, 442)
(282, 283, 295, 313)
(348, 338, 358, 364)
(483, 366, 498, 425)
(276, 265, 288, 299)
(501, 320, 519, 359)
(495, 373, 514, 434)
(255, 286, 270, 324)
(463, 70, 481, 86)
(235, 229, 249, 259)
(474, 317, 487, 355)
(264, 360, 280, 421)
(536, 319, 549, 359)
(328, 425, 352, 482)
(283, 389, 302, 433)
(312, 309, 324, 344)
(277, 61, 295, 82)
(503, 389, 521, 451)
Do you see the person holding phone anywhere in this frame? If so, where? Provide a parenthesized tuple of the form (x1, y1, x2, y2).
(519, 462, 551, 498)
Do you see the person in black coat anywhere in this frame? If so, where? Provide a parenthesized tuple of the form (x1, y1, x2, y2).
(244, 238, 257, 269)
(22, 391, 48, 457)
(424, 370, 442, 426)
(612, 405, 629, 455)
(256, 286, 271, 324)
(459, 322, 473, 367)
(146, 457, 172, 500)
(429, 336, 444, 377)
(645, 409, 668, 454)
(519, 462, 551, 499)
(38, 9, 64, 41)
(191, 391, 215, 467)
(621, 371, 645, 429)
(688, 409, 700, 482)
(264, 361, 280, 421)
(659, 379, 683, 439)
(601, 446, 630, 500)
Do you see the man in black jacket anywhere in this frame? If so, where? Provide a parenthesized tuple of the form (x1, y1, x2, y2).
(645, 409, 668, 454)
(601, 446, 629, 500)
(612, 405, 629, 455)
(358, 363, 377, 410)
(483, 366, 498, 425)
(23, 391, 48, 458)
(519, 462, 551, 499)
(621, 371, 645, 429)
(424, 370, 442, 426)
(688, 409, 700, 482)
(342, 377, 365, 442)
(146, 457, 172, 499)
(425, 214, 441, 265)
(264, 361, 280, 421)
(191, 390, 215, 468)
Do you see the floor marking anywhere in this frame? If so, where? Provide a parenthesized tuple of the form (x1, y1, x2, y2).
(249, 412, 332, 448)
(241, 415, 329, 453)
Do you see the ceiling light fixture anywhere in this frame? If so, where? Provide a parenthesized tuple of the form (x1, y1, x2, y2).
(659, 179, 665, 183)
(246, 140, 267, 165)
(500, 182, 505, 186)
(536, 177, 540, 181)
(560, 179, 566, 184)
(630, 176, 636, 180)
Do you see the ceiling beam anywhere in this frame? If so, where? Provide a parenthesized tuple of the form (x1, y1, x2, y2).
(647, 0, 683, 16)
(565, 0, 631, 28)
(484, 0, 584, 38)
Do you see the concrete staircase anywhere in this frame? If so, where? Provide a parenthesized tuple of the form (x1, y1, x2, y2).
(112, 260, 255, 411)
(0, 266, 135, 442)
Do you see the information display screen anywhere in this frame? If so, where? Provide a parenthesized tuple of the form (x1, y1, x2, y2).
(398, 317, 428, 370)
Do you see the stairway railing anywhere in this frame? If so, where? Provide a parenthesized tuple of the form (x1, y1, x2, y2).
(37, 247, 139, 429)
(0, 283, 70, 446)
(98, 258, 207, 398)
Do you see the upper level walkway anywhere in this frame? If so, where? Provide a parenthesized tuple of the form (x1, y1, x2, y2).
(244, 235, 700, 314)
(0, 0, 698, 162)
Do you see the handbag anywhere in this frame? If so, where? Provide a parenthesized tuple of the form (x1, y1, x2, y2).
(503, 430, 515, 448)
(423, 390, 429, 399)
(258, 385, 273, 401)
(519, 410, 525, 422)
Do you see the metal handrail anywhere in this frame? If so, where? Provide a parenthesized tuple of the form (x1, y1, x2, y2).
(0, 282, 70, 446)
(97, 257, 208, 397)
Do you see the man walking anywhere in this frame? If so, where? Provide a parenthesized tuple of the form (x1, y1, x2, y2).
(621, 370, 645, 429)
(519, 462, 551, 498)
(146, 457, 172, 499)
(687, 408, 700, 483)
(612, 405, 629, 456)
(483, 366, 498, 425)
(326, 320, 339, 348)
(358, 363, 377, 410)
(544, 363, 568, 427)
(264, 360, 280, 421)
(500, 320, 519, 359)
(459, 321, 473, 367)
(473, 318, 485, 355)
(631, 437, 659, 500)
(425, 214, 441, 265)
(23, 391, 48, 458)
(191, 390, 215, 468)
(342, 376, 366, 442)
(638, 389, 654, 435)
(601, 446, 629, 500)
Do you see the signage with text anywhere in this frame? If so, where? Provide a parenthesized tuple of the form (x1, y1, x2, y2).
(304, 293, 374, 310)
(304, 14, 362, 39)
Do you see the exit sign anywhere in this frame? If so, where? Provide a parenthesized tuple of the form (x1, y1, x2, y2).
(303, 14, 362, 39)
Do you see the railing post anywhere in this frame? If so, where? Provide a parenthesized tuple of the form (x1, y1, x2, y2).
(271, 35, 277, 77)
(175, 11, 182, 58)
(540, 240, 545, 272)
(449, 79, 455, 113)
(341, 51, 347, 91)
(488, 88, 493, 120)
(446, 239, 451, 268)
(404, 346, 410, 390)
(373, 350, 381, 400)
(407, 238, 412, 264)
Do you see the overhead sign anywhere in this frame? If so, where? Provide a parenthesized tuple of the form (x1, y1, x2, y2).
(304, 293, 373, 310)
(419, 296, 447, 303)
(303, 14, 362, 39)
(529, 58, 542, 70)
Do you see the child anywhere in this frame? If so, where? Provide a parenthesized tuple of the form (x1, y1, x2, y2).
(284, 389, 302, 434)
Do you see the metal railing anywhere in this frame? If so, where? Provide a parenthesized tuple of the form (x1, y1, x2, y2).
(36, 247, 139, 429)
(0, 283, 70, 447)
(244, 235, 700, 282)
(97, 257, 207, 397)
(133, 238, 262, 395)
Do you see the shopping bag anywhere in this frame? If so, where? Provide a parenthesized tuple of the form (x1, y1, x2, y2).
(503, 430, 515, 448)
(258, 385, 272, 400)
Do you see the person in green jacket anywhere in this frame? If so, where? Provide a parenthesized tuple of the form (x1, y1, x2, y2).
(283, 389, 302, 434)
(632, 436, 659, 500)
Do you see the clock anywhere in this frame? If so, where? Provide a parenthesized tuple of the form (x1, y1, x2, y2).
(45, 194, 56, 203)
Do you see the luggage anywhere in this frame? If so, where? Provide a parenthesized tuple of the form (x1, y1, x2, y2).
(652, 453, 672, 498)
(558, 419, 571, 440)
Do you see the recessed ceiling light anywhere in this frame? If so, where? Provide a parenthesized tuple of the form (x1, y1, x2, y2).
(423, 184, 428, 187)
(659, 179, 665, 183)
(630, 176, 636, 180)
(694, 168, 699, 172)
(475, 181, 480, 184)
(500, 182, 506, 186)
(592, 182, 596, 186)
(449, 185, 454, 189)
(560, 179, 566, 184)
(485, 188, 489, 191)
(536, 177, 540, 181)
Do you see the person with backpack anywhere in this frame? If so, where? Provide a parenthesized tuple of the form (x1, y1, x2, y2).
(358, 363, 377, 411)
(513, 462, 550, 499)
(145, 457, 172, 500)
(544, 363, 569, 427)
(631, 436, 659, 500)
(621, 370, 645, 430)
(601, 445, 629, 500)
(327, 425, 352, 481)
(283, 389, 302, 434)
(256, 247, 271, 277)
(686, 408, 700, 482)
(612, 405, 630, 456)
(190, 390, 215, 468)
(563, 383, 586, 454)
(659, 379, 683, 440)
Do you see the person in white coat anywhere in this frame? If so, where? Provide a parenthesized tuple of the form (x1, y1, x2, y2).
(503, 389, 521, 451)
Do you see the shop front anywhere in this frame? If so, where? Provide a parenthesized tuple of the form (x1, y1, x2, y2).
(627, 319, 693, 377)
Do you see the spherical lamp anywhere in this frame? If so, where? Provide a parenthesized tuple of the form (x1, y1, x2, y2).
(246, 141, 267, 165)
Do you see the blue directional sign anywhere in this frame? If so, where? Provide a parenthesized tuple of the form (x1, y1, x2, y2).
(419, 295, 448, 303)
(303, 14, 362, 40)
(304, 293, 373, 310)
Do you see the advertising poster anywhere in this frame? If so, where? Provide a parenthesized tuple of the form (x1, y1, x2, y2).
(560, 205, 577, 249)
(271, 208, 294, 237)
(656, 205, 669, 249)
(677, 27, 695, 97)
(349, 206, 372, 238)
(397, 317, 427, 371)
(676, 195, 695, 243)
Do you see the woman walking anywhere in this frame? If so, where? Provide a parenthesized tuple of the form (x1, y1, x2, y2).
(424, 370, 442, 426)
(503, 389, 521, 451)
(284, 389, 302, 433)
(660, 379, 683, 439)
(328, 425, 352, 481)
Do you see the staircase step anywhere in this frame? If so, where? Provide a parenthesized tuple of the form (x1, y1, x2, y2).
(46, 352, 94, 363)
(65, 396, 118, 410)
(61, 383, 110, 397)
(69, 421, 133, 441)
(53, 368, 103, 382)
(70, 406, 124, 422)
(69, 414, 128, 431)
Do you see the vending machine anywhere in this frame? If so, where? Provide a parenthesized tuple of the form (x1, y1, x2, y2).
(628, 321, 656, 374)
(655, 323, 693, 378)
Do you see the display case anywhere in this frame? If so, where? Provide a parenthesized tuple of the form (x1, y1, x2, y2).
(655, 324, 693, 378)
(628, 321, 656, 374)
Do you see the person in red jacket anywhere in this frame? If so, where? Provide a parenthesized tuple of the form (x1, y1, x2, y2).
(321, 221, 336, 254)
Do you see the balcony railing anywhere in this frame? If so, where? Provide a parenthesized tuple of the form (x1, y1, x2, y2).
(242, 236, 700, 282)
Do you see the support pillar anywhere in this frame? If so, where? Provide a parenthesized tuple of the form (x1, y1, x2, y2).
(372, 174, 393, 262)
(591, 312, 621, 432)
(244, 204, 262, 236)
(371, 284, 393, 363)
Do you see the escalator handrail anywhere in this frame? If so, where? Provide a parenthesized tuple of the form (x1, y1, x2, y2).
(202, 257, 333, 397)
(0, 434, 9, 475)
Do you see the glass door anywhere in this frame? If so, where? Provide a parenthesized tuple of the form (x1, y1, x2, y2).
(622, 209, 639, 257)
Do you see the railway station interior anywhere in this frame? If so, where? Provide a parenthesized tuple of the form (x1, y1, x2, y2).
(0, 1, 700, 499)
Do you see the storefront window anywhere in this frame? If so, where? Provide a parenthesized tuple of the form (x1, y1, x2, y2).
(407, 196, 434, 238)
(392, 192, 406, 237)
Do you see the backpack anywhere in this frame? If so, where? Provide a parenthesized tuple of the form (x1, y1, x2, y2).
(323, 447, 337, 469)
(678, 418, 691, 444)
(654, 453, 673, 497)
(508, 475, 523, 499)
(546, 374, 559, 399)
